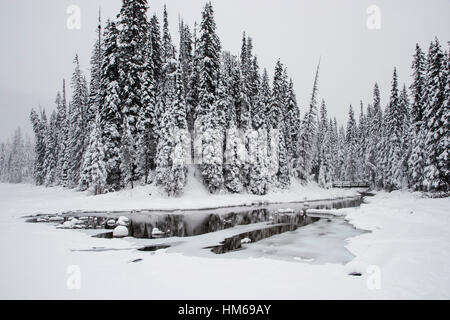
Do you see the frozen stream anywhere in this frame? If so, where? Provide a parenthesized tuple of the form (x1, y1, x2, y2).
(25, 195, 369, 265)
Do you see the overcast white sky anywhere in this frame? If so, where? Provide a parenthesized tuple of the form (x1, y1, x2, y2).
(0, 0, 449, 140)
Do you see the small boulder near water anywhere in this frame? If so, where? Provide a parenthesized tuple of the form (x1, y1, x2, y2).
(58, 218, 83, 229)
(113, 225, 129, 238)
(241, 237, 251, 244)
(59, 221, 72, 229)
(49, 216, 64, 222)
(116, 216, 129, 226)
(106, 219, 116, 228)
(151, 227, 164, 238)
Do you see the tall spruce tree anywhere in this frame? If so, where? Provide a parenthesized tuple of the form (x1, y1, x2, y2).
(285, 78, 301, 161)
(79, 114, 107, 195)
(150, 14, 163, 85)
(117, 0, 149, 137)
(399, 84, 411, 186)
(296, 60, 320, 182)
(318, 120, 334, 188)
(383, 68, 406, 190)
(223, 55, 244, 193)
(366, 83, 383, 186)
(186, 22, 201, 141)
(345, 105, 358, 181)
(155, 64, 189, 196)
(408, 44, 427, 190)
(197, 2, 223, 193)
(30, 109, 47, 185)
(179, 19, 193, 97)
(44, 111, 58, 186)
(268, 60, 290, 188)
(119, 119, 137, 189)
(423, 38, 449, 191)
(100, 20, 122, 189)
(136, 12, 157, 184)
(87, 9, 103, 129)
(69, 54, 89, 187)
(55, 80, 69, 186)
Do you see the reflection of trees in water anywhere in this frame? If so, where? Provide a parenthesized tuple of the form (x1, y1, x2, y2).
(209, 215, 320, 254)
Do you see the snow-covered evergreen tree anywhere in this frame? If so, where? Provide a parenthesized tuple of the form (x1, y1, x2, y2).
(30, 109, 47, 185)
(150, 14, 163, 85)
(408, 44, 427, 190)
(119, 119, 137, 189)
(357, 101, 369, 181)
(136, 13, 157, 184)
(345, 105, 358, 181)
(267, 60, 290, 188)
(179, 19, 193, 98)
(117, 0, 149, 137)
(79, 114, 107, 195)
(155, 63, 190, 196)
(285, 78, 301, 162)
(318, 121, 334, 188)
(224, 123, 244, 193)
(238, 33, 252, 130)
(423, 38, 449, 191)
(296, 61, 320, 182)
(316, 99, 328, 176)
(247, 68, 271, 194)
(44, 111, 57, 186)
(100, 20, 122, 190)
(186, 22, 201, 141)
(399, 84, 411, 187)
(87, 9, 103, 130)
(68, 54, 89, 187)
(221, 56, 244, 193)
(268, 60, 284, 130)
(276, 131, 290, 189)
(55, 80, 69, 186)
(366, 83, 383, 187)
(383, 68, 407, 190)
(253, 68, 270, 130)
(197, 2, 224, 193)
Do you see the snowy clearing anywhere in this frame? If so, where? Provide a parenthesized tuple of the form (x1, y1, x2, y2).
(0, 176, 359, 216)
(0, 183, 449, 299)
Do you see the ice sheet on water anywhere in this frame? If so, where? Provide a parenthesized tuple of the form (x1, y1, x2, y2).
(224, 217, 367, 264)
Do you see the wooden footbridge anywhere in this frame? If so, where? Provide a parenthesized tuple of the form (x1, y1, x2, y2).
(332, 181, 371, 188)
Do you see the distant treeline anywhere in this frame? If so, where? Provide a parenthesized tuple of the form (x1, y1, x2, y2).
(0, 128, 34, 183)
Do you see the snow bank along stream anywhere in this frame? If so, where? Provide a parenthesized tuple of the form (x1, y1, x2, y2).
(24, 194, 370, 266)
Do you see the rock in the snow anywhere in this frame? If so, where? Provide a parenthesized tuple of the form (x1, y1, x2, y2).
(116, 216, 129, 226)
(106, 219, 116, 227)
(59, 221, 72, 229)
(113, 226, 129, 238)
(70, 218, 82, 226)
(49, 216, 64, 222)
(241, 237, 251, 244)
(151, 227, 164, 238)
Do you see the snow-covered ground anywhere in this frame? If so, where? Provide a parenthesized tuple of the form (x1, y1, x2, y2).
(0, 170, 360, 216)
(0, 183, 449, 299)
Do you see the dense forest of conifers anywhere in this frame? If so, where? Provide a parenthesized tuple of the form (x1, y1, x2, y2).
(3, 1, 448, 196)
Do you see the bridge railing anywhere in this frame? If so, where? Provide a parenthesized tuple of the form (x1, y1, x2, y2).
(332, 181, 370, 188)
